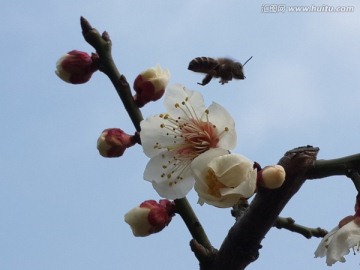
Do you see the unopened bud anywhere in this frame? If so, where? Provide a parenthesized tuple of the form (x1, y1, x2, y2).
(97, 128, 135, 158)
(55, 50, 99, 84)
(133, 65, 170, 107)
(124, 199, 175, 237)
(257, 165, 286, 189)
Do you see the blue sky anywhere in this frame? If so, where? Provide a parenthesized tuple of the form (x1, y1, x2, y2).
(1, 1, 360, 269)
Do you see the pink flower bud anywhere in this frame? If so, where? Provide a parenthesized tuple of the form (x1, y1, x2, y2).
(55, 50, 99, 84)
(133, 65, 170, 107)
(97, 128, 135, 158)
(257, 165, 286, 189)
(124, 199, 175, 237)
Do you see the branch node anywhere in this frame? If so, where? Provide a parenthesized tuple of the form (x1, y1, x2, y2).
(231, 199, 249, 221)
(102, 31, 111, 42)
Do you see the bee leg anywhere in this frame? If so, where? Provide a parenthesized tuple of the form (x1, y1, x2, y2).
(219, 76, 231, 84)
(198, 74, 213, 86)
(218, 64, 232, 84)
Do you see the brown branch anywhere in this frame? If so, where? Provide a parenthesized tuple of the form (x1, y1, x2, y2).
(234, 203, 328, 239)
(208, 146, 319, 270)
(308, 153, 360, 179)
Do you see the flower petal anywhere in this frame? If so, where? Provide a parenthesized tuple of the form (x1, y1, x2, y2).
(140, 115, 184, 158)
(124, 207, 152, 237)
(198, 192, 243, 208)
(326, 221, 360, 265)
(163, 84, 206, 118)
(220, 168, 257, 198)
(191, 148, 230, 181)
(152, 177, 195, 200)
(143, 150, 195, 199)
(207, 154, 253, 187)
(143, 151, 192, 184)
(314, 226, 338, 259)
(206, 102, 236, 150)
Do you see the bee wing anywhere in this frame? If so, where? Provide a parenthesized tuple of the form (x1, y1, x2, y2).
(188, 57, 218, 75)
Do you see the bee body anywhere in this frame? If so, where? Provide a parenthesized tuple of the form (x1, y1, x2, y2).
(188, 57, 220, 74)
(188, 56, 252, 86)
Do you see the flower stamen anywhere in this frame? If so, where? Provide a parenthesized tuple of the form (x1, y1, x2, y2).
(206, 169, 226, 197)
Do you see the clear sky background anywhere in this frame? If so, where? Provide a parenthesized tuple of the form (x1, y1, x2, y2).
(1, 1, 360, 269)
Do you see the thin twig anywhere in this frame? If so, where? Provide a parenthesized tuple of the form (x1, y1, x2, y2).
(274, 217, 328, 239)
(80, 16, 143, 131)
(175, 197, 214, 251)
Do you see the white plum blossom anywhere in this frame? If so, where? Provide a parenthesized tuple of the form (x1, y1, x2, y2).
(191, 148, 257, 208)
(140, 84, 236, 199)
(315, 218, 360, 266)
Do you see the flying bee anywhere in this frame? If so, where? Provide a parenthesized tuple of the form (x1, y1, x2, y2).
(188, 56, 253, 86)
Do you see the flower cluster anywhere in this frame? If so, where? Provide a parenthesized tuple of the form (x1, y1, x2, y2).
(138, 83, 283, 207)
(55, 55, 287, 237)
